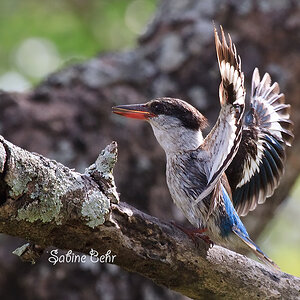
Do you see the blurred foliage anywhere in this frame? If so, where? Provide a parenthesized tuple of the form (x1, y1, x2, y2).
(260, 178, 300, 276)
(0, 0, 157, 88)
(0, 0, 299, 278)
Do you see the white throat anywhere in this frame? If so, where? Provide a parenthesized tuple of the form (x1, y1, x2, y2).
(149, 121, 203, 155)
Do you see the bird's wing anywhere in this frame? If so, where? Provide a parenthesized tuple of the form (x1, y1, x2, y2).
(225, 68, 293, 216)
(194, 26, 245, 206)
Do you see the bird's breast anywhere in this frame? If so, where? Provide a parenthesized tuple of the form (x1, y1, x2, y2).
(165, 154, 209, 228)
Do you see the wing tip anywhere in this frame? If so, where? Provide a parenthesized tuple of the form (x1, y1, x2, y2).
(214, 24, 240, 72)
(251, 67, 294, 148)
(214, 25, 245, 106)
(251, 68, 260, 97)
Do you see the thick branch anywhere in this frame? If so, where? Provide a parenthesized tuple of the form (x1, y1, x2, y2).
(0, 136, 299, 299)
(0, 0, 299, 245)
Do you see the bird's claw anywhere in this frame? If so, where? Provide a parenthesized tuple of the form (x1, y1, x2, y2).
(171, 221, 214, 248)
(198, 234, 214, 248)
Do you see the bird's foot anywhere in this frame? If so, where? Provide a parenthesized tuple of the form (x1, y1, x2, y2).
(198, 234, 214, 248)
(171, 222, 214, 248)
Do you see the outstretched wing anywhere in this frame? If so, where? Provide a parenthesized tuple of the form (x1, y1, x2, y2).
(194, 26, 245, 206)
(226, 68, 293, 216)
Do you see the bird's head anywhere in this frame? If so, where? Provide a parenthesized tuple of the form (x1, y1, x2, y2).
(112, 97, 207, 154)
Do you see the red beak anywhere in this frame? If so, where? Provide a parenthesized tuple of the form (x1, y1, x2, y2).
(112, 104, 155, 120)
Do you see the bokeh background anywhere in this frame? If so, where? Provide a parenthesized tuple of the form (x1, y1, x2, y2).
(0, 0, 299, 298)
(0, 0, 157, 90)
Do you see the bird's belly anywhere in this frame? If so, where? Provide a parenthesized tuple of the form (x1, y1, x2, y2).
(166, 165, 207, 229)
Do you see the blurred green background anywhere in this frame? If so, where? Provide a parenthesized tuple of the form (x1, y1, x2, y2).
(259, 178, 300, 276)
(0, 0, 157, 89)
(0, 0, 299, 277)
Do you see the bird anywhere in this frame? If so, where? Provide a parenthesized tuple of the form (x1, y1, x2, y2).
(112, 26, 293, 270)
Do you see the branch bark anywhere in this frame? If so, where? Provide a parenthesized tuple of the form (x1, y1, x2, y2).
(0, 136, 299, 299)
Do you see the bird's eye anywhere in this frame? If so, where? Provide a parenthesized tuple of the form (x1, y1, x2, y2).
(151, 102, 161, 112)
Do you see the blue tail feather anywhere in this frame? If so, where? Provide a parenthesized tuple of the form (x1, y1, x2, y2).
(221, 185, 279, 270)
(232, 226, 279, 270)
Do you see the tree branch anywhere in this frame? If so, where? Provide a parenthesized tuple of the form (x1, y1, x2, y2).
(0, 136, 299, 299)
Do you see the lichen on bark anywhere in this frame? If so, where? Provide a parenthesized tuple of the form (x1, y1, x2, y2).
(81, 189, 110, 227)
(0, 137, 116, 227)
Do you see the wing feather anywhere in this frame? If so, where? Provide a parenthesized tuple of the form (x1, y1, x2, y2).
(226, 68, 293, 216)
(193, 26, 245, 206)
